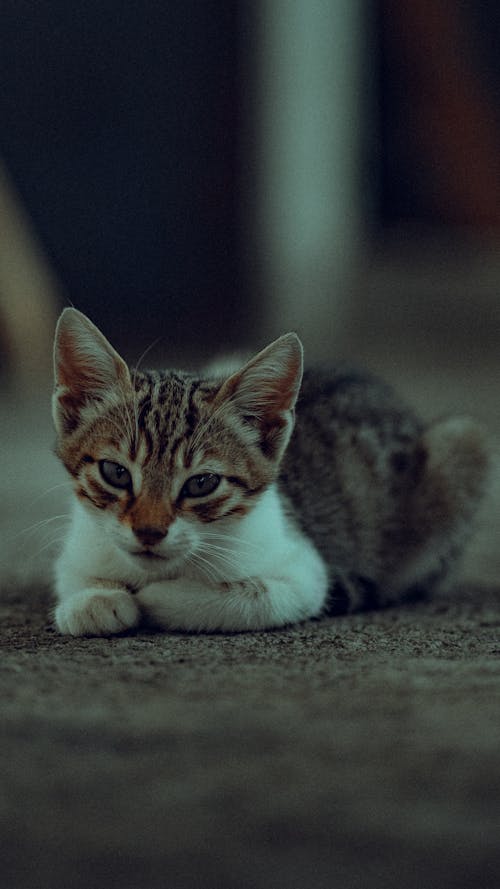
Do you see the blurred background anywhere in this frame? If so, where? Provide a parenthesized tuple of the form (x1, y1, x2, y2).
(0, 0, 499, 423)
(0, 0, 498, 599)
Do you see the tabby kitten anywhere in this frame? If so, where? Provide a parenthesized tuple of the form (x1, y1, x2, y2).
(53, 308, 490, 636)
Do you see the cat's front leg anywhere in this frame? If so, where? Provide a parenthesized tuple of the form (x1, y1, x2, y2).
(137, 568, 328, 633)
(55, 585, 140, 637)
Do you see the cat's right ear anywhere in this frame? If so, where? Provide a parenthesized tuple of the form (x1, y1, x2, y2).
(53, 308, 131, 435)
(214, 332, 303, 461)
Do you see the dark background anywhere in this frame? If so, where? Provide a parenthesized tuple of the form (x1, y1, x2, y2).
(0, 1, 253, 358)
(1, 1, 500, 361)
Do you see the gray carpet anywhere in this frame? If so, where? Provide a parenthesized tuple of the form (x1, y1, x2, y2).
(2, 580, 500, 889)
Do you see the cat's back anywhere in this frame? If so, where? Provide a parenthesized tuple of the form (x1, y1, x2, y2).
(280, 367, 424, 575)
(294, 367, 421, 430)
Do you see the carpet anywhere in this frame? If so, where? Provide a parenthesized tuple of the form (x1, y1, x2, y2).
(2, 579, 500, 889)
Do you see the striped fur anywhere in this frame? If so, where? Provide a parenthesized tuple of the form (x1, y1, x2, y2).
(52, 309, 491, 635)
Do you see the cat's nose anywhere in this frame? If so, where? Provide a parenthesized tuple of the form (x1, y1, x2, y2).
(133, 526, 168, 547)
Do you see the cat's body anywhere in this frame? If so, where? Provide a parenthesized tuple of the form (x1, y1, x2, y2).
(52, 309, 491, 636)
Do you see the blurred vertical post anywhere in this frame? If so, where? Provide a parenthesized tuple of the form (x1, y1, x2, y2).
(0, 161, 60, 388)
(254, 0, 365, 357)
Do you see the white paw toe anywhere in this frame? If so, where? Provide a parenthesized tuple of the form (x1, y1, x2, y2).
(55, 588, 140, 637)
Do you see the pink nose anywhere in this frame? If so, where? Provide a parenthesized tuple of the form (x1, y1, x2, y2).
(133, 526, 167, 547)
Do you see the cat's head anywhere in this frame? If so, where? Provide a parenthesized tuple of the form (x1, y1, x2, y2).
(52, 308, 302, 571)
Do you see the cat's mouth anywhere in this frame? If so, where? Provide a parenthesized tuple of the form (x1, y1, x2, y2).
(130, 549, 166, 561)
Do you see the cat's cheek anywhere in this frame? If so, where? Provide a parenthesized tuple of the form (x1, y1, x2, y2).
(54, 588, 140, 637)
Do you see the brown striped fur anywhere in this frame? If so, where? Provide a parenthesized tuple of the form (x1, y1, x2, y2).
(53, 311, 296, 546)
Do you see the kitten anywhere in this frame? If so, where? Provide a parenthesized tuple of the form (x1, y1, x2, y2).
(52, 308, 490, 636)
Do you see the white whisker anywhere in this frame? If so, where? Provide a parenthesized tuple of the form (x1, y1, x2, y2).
(200, 530, 261, 552)
(132, 338, 163, 377)
(193, 543, 263, 595)
(10, 514, 71, 542)
(119, 397, 136, 450)
(31, 534, 68, 560)
(195, 543, 246, 573)
(186, 551, 221, 585)
(104, 413, 135, 446)
(27, 481, 73, 507)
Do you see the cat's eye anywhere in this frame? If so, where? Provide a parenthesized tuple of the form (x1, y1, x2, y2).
(99, 460, 132, 490)
(182, 473, 221, 498)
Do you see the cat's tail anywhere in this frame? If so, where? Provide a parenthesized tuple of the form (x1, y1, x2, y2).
(391, 415, 494, 595)
(417, 416, 491, 528)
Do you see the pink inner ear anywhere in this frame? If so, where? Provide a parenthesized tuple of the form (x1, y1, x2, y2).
(268, 356, 302, 413)
(242, 336, 303, 416)
(53, 308, 132, 435)
(54, 333, 100, 429)
(56, 330, 101, 393)
(215, 335, 303, 421)
(55, 311, 130, 394)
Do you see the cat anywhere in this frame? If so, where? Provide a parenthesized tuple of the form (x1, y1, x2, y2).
(52, 308, 491, 636)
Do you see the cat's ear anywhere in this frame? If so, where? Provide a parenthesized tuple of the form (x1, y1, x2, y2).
(53, 308, 131, 434)
(215, 333, 303, 459)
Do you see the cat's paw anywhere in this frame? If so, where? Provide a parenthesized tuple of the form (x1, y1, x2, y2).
(55, 588, 140, 637)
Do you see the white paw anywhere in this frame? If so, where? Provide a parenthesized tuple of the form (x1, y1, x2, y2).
(55, 588, 140, 637)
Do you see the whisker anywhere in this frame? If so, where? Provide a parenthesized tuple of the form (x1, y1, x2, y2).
(186, 551, 221, 585)
(10, 514, 71, 542)
(32, 535, 67, 560)
(193, 544, 264, 595)
(106, 411, 136, 446)
(28, 481, 73, 508)
(195, 543, 248, 573)
(194, 547, 246, 585)
(199, 530, 261, 552)
(118, 397, 135, 449)
(186, 386, 233, 457)
(132, 338, 163, 377)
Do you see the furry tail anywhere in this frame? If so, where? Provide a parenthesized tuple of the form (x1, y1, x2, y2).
(390, 416, 493, 597)
(417, 416, 492, 528)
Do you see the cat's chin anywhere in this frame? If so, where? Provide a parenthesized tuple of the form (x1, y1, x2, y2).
(130, 550, 167, 561)
(121, 546, 185, 577)
(126, 550, 173, 570)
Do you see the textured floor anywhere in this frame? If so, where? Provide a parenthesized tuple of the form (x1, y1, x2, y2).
(1, 333, 500, 889)
(2, 581, 500, 889)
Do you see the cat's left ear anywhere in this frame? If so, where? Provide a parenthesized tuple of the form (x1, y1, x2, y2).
(53, 308, 131, 434)
(215, 333, 303, 460)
